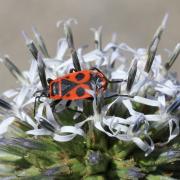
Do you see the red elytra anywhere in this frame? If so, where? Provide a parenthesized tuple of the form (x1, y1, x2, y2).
(49, 70, 107, 100)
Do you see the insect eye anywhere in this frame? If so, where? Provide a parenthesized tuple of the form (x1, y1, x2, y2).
(47, 78, 53, 84)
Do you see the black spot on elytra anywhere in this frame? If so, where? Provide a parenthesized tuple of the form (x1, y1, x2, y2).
(76, 87, 85, 97)
(61, 79, 77, 96)
(75, 73, 85, 81)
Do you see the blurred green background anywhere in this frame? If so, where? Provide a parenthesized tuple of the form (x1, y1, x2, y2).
(0, 0, 179, 92)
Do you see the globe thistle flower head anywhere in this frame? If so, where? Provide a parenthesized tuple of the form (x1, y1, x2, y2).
(0, 14, 179, 179)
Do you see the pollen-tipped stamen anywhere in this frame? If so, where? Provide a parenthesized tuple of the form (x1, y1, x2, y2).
(0, 98, 12, 110)
(166, 97, 180, 114)
(64, 21, 81, 71)
(126, 59, 137, 92)
(165, 43, 180, 70)
(144, 14, 168, 73)
(37, 53, 48, 89)
(22, 31, 39, 60)
(0, 55, 27, 84)
(91, 26, 103, 51)
(32, 26, 50, 58)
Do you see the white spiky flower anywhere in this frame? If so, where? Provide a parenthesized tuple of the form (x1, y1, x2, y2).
(0, 14, 179, 179)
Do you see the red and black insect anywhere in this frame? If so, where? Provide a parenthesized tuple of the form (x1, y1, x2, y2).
(34, 53, 129, 115)
(49, 69, 107, 100)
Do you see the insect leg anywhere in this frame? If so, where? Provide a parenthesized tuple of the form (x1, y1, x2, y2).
(33, 90, 43, 96)
(50, 99, 62, 112)
(90, 67, 105, 74)
(90, 67, 126, 84)
(66, 100, 80, 113)
(66, 100, 86, 117)
(69, 68, 76, 73)
(34, 95, 42, 116)
(108, 79, 127, 83)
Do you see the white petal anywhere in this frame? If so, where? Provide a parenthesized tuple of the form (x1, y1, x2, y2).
(103, 96, 119, 114)
(45, 103, 60, 128)
(145, 115, 162, 122)
(56, 38, 68, 60)
(27, 59, 38, 84)
(168, 118, 179, 141)
(158, 118, 179, 146)
(132, 136, 154, 156)
(104, 117, 129, 135)
(123, 99, 138, 115)
(118, 43, 137, 54)
(76, 117, 93, 127)
(0, 117, 15, 135)
(36, 102, 45, 117)
(130, 73, 148, 94)
(14, 87, 30, 107)
(53, 133, 76, 142)
(26, 129, 51, 136)
(103, 116, 130, 125)
(151, 55, 161, 77)
(133, 96, 160, 107)
(60, 126, 85, 136)
(94, 121, 114, 137)
(155, 81, 179, 96)
(158, 95, 166, 108)
(103, 42, 117, 52)
(111, 70, 127, 80)
(17, 111, 37, 128)
(3, 89, 18, 98)
(22, 97, 35, 108)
